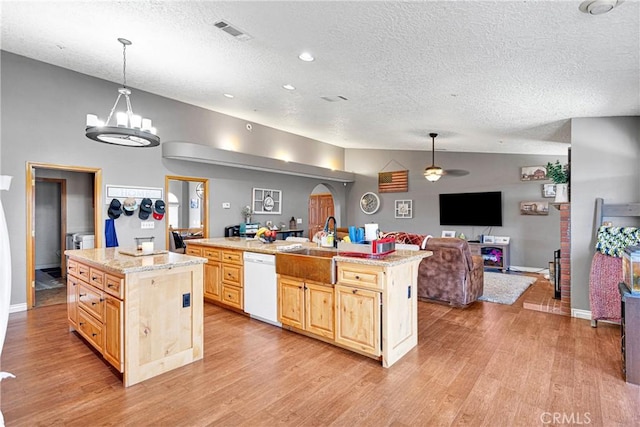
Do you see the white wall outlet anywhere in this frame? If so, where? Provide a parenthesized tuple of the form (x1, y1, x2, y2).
(141, 221, 155, 229)
(222, 202, 231, 209)
(297, 218, 302, 224)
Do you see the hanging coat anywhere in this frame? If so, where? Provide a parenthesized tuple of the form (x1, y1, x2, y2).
(105, 218, 119, 248)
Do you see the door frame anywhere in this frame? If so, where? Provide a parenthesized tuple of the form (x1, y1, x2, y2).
(35, 178, 67, 276)
(26, 162, 102, 309)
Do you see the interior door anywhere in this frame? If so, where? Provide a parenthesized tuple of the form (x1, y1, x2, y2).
(308, 193, 334, 238)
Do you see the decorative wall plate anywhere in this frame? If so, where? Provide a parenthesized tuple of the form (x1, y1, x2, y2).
(360, 192, 380, 215)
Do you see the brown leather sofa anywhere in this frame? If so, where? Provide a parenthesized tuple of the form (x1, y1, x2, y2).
(417, 237, 484, 307)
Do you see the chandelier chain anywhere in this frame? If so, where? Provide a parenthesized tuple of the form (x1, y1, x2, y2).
(122, 43, 127, 88)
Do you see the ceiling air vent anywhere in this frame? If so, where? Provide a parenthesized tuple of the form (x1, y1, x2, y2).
(214, 20, 253, 41)
(320, 96, 348, 102)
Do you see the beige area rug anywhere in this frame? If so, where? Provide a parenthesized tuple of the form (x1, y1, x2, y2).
(478, 272, 536, 305)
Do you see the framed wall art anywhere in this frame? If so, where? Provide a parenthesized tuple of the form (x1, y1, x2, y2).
(394, 199, 413, 218)
(542, 184, 556, 198)
(441, 230, 456, 238)
(519, 201, 549, 216)
(252, 188, 282, 214)
(520, 166, 547, 181)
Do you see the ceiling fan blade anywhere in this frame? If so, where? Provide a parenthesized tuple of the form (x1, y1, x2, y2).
(443, 169, 470, 177)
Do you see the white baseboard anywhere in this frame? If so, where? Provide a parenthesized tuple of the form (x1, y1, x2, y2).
(508, 265, 549, 274)
(36, 263, 60, 270)
(572, 308, 591, 320)
(9, 303, 27, 313)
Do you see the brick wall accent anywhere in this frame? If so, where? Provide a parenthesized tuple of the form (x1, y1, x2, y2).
(559, 203, 571, 315)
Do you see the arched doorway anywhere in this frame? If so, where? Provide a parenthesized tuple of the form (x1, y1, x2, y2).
(308, 184, 335, 238)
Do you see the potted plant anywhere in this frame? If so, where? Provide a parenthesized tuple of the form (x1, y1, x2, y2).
(546, 160, 569, 203)
(241, 205, 253, 223)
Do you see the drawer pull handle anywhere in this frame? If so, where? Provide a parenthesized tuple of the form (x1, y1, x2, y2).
(92, 333, 98, 337)
(79, 322, 85, 326)
(355, 275, 360, 280)
(107, 284, 114, 288)
(352, 289, 358, 294)
(79, 293, 87, 297)
(92, 276, 98, 280)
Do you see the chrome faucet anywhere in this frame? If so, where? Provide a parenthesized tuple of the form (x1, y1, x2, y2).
(324, 216, 337, 247)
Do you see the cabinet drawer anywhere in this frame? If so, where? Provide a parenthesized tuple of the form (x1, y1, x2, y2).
(337, 264, 384, 290)
(221, 263, 243, 287)
(221, 250, 243, 266)
(77, 262, 91, 283)
(89, 267, 105, 290)
(78, 283, 104, 322)
(186, 246, 203, 256)
(67, 259, 78, 276)
(77, 308, 103, 352)
(221, 284, 243, 310)
(203, 248, 221, 261)
(104, 273, 124, 299)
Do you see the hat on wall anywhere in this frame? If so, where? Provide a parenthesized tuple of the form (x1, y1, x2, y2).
(108, 198, 123, 219)
(122, 197, 137, 216)
(153, 200, 166, 220)
(139, 198, 153, 220)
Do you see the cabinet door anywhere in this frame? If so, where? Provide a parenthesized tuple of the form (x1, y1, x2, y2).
(103, 295, 124, 372)
(335, 284, 381, 356)
(278, 276, 304, 329)
(305, 281, 334, 339)
(204, 261, 221, 301)
(67, 275, 79, 328)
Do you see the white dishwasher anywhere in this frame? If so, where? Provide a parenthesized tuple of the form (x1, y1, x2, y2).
(243, 252, 281, 327)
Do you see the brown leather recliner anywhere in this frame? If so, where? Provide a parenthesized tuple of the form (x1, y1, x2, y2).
(418, 238, 484, 307)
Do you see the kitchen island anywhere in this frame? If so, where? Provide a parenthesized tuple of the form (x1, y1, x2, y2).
(65, 247, 206, 387)
(187, 237, 430, 367)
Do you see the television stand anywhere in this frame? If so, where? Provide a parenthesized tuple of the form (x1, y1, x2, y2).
(468, 242, 510, 273)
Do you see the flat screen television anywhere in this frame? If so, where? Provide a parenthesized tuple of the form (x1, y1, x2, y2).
(439, 191, 502, 227)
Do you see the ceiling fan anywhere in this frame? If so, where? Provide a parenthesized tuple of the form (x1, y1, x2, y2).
(423, 133, 470, 182)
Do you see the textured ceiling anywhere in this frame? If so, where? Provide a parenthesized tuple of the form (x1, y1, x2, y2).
(1, 1, 638, 155)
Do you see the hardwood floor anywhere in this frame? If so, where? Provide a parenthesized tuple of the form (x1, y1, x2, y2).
(2, 292, 640, 426)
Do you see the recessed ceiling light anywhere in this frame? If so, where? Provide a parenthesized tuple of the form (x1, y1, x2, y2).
(579, 0, 622, 15)
(298, 52, 314, 62)
(223, 93, 234, 99)
(282, 84, 296, 91)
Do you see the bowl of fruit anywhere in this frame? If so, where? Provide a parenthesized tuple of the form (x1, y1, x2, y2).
(256, 227, 276, 243)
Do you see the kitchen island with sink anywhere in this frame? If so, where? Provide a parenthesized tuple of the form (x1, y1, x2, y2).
(187, 237, 430, 367)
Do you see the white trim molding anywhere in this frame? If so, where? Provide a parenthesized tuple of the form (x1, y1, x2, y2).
(9, 303, 27, 314)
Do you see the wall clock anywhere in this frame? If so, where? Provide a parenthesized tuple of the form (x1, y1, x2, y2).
(196, 182, 204, 199)
(360, 192, 380, 215)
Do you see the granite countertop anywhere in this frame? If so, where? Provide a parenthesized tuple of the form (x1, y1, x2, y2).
(65, 247, 206, 275)
(186, 237, 308, 254)
(187, 237, 430, 266)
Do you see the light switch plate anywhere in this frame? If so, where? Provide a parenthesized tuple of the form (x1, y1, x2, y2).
(141, 221, 155, 229)
(297, 218, 303, 224)
(222, 202, 231, 209)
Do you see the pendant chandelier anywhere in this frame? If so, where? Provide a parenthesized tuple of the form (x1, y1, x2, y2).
(85, 38, 160, 147)
(424, 133, 444, 182)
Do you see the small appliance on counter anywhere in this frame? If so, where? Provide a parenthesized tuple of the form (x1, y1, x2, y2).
(337, 237, 396, 258)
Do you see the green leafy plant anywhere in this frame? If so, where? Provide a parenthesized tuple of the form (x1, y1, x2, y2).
(546, 161, 569, 184)
(241, 205, 253, 216)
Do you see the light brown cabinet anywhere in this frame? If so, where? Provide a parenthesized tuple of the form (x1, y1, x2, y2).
(68, 259, 123, 372)
(190, 244, 243, 310)
(278, 275, 334, 339)
(334, 284, 380, 356)
(335, 259, 421, 367)
(67, 249, 204, 387)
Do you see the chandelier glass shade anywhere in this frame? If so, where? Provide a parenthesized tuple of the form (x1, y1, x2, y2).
(424, 132, 443, 182)
(85, 38, 160, 147)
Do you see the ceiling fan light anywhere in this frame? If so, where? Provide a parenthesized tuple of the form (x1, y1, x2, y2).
(424, 166, 443, 182)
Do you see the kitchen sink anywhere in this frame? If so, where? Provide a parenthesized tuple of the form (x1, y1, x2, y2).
(275, 248, 337, 284)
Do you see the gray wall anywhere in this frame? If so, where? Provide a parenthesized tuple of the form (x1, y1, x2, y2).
(345, 149, 568, 268)
(570, 116, 640, 311)
(1, 51, 347, 306)
(34, 181, 61, 268)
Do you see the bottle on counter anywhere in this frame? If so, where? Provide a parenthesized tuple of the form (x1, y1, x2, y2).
(289, 216, 296, 230)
